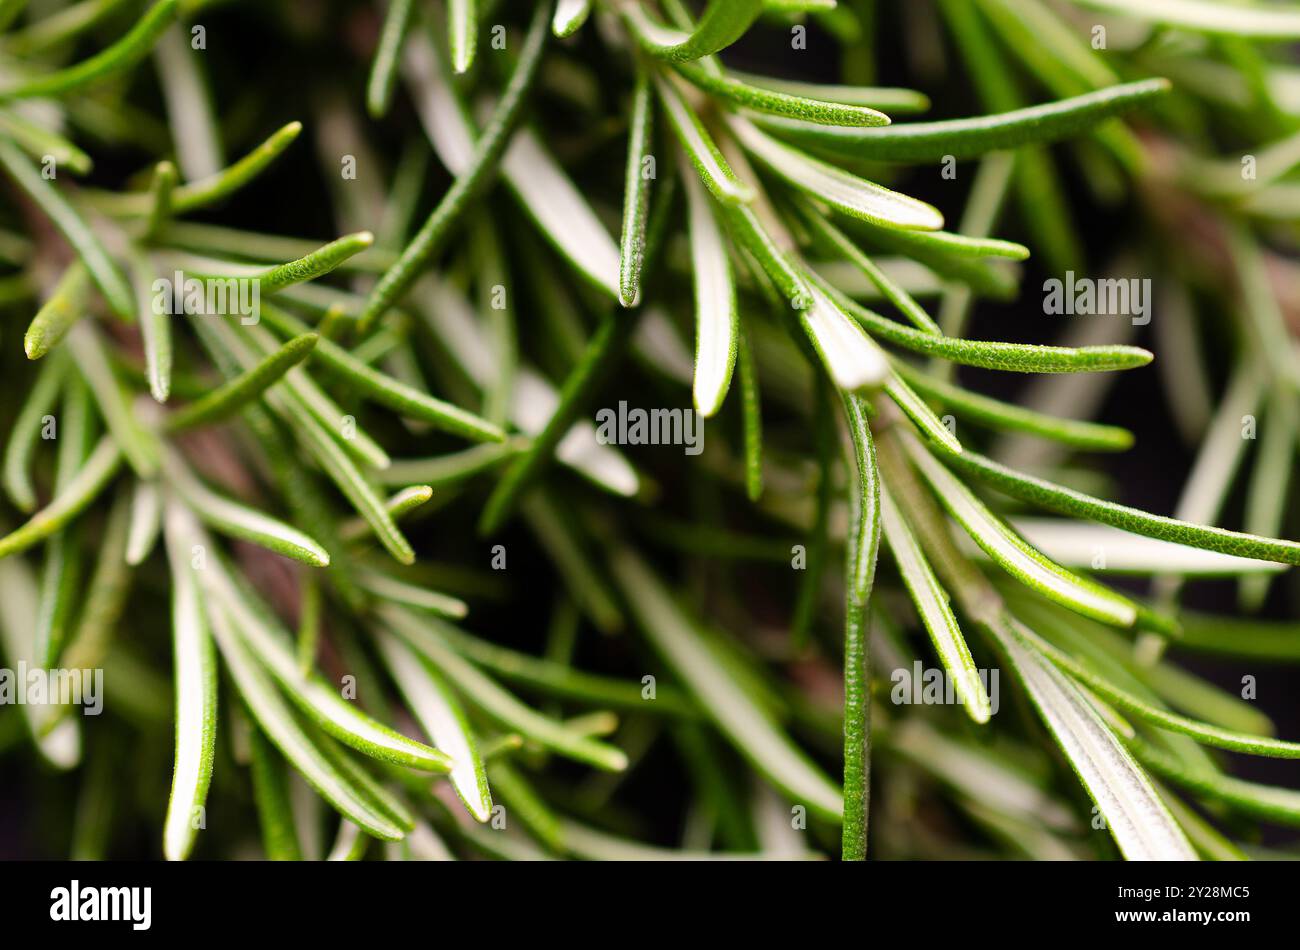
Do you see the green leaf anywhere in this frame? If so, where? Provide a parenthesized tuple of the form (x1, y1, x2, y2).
(941, 446, 1300, 566)
(607, 547, 843, 821)
(429, 622, 699, 717)
(737, 325, 764, 501)
(730, 117, 943, 230)
(448, 0, 478, 74)
(682, 162, 739, 416)
(25, 263, 91, 360)
(366, 0, 415, 117)
(259, 305, 504, 442)
(655, 73, 754, 205)
(165, 333, 318, 432)
(479, 312, 634, 534)
(3, 351, 66, 511)
(1071, 0, 1300, 38)
(0, 108, 94, 175)
(0, 138, 133, 316)
(989, 617, 1197, 860)
(66, 323, 161, 476)
(202, 551, 451, 773)
(673, 60, 890, 127)
(754, 78, 1171, 162)
(0, 437, 122, 560)
(815, 276, 1153, 372)
(840, 393, 880, 860)
(618, 70, 654, 307)
(725, 71, 930, 113)
(160, 499, 218, 861)
(1021, 624, 1300, 759)
(904, 432, 1141, 628)
(377, 629, 492, 822)
(360, 6, 551, 331)
(892, 361, 1134, 450)
(205, 598, 406, 841)
(163, 452, 331, 567)
(356, 570, 468, 620)
(382, 606, 629, 772)
(0, 0, 178, 101)
(247, 724, 302, 860)
(878, 483, 992, 723)
(0, 556, 81, 769)
(376, 440, 525, 487)
(622, 0, 764, 62)
(553, 0, 591, 37)
(796, 203, 941, 334)
(32, 372, 91, 668)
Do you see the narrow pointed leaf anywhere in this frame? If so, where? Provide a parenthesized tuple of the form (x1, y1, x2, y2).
(165, 333, 318, 432)
(730, 117, 943, 230)
(0, 0, 178, 101)
(755, 79, 1171, 161)
(377, 629, 492, 822)
(655, 73, 754, 205)
(200, 553, 450, 773)
(448, 0, 477, 74)
(383, 607, 629, 772)
(879, 484, 992, 723)
(992, 618, 1197, 860)
(622, 0, 763, 62)
(674, 60, 889, 126)
(164, 453, 330, 567)
(206, 600, 405, 840)
(0, 437, 122, 560)
(553, 0, 591, 36)
(682, 165, 738, 416)
(905, 433, 1140, 627)
(25, 263, 90, 360)
(942, 447, 1300, 566)
(619, 70, 654, 307)
(160, 499, 218, 861)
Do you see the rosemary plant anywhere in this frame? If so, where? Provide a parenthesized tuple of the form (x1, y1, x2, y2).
(1, 0, 1299, 863)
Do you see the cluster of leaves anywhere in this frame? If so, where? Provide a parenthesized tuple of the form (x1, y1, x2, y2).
(2, 0, 1300, 861)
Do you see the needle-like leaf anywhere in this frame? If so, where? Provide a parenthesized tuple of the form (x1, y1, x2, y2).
(448, 0, 477, 74)
(3, 351, 66, 511)
(673, 60, 890, 127)
(205, 599, 406, 841)
(0, 0, 178, 101)
(160, 499, 218, 861)
(730, 117, 944, 230)
(879, 483, 992, 723)
(377, 629, 492, 822)
(165, 333, 318, 432)
(164, 452, 330, 567)
(755, 79, 1171, 162)
(24, 262, 90, 360)
(618, 70, 654, 308)
(383, 607, 629, 772)
(360, 5, 550, 331)
(201, 551, 450, 772)
(904, 433, 1141, 628)
(0, 437, 122, 560)
(941, 446, 1300, 566)
(991, 617, 1197, 859)
(655, 73, 754, 205)
(622, 0, 764, 62)
(553, 0, 591, 37)
(682, 162, 738, 416)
